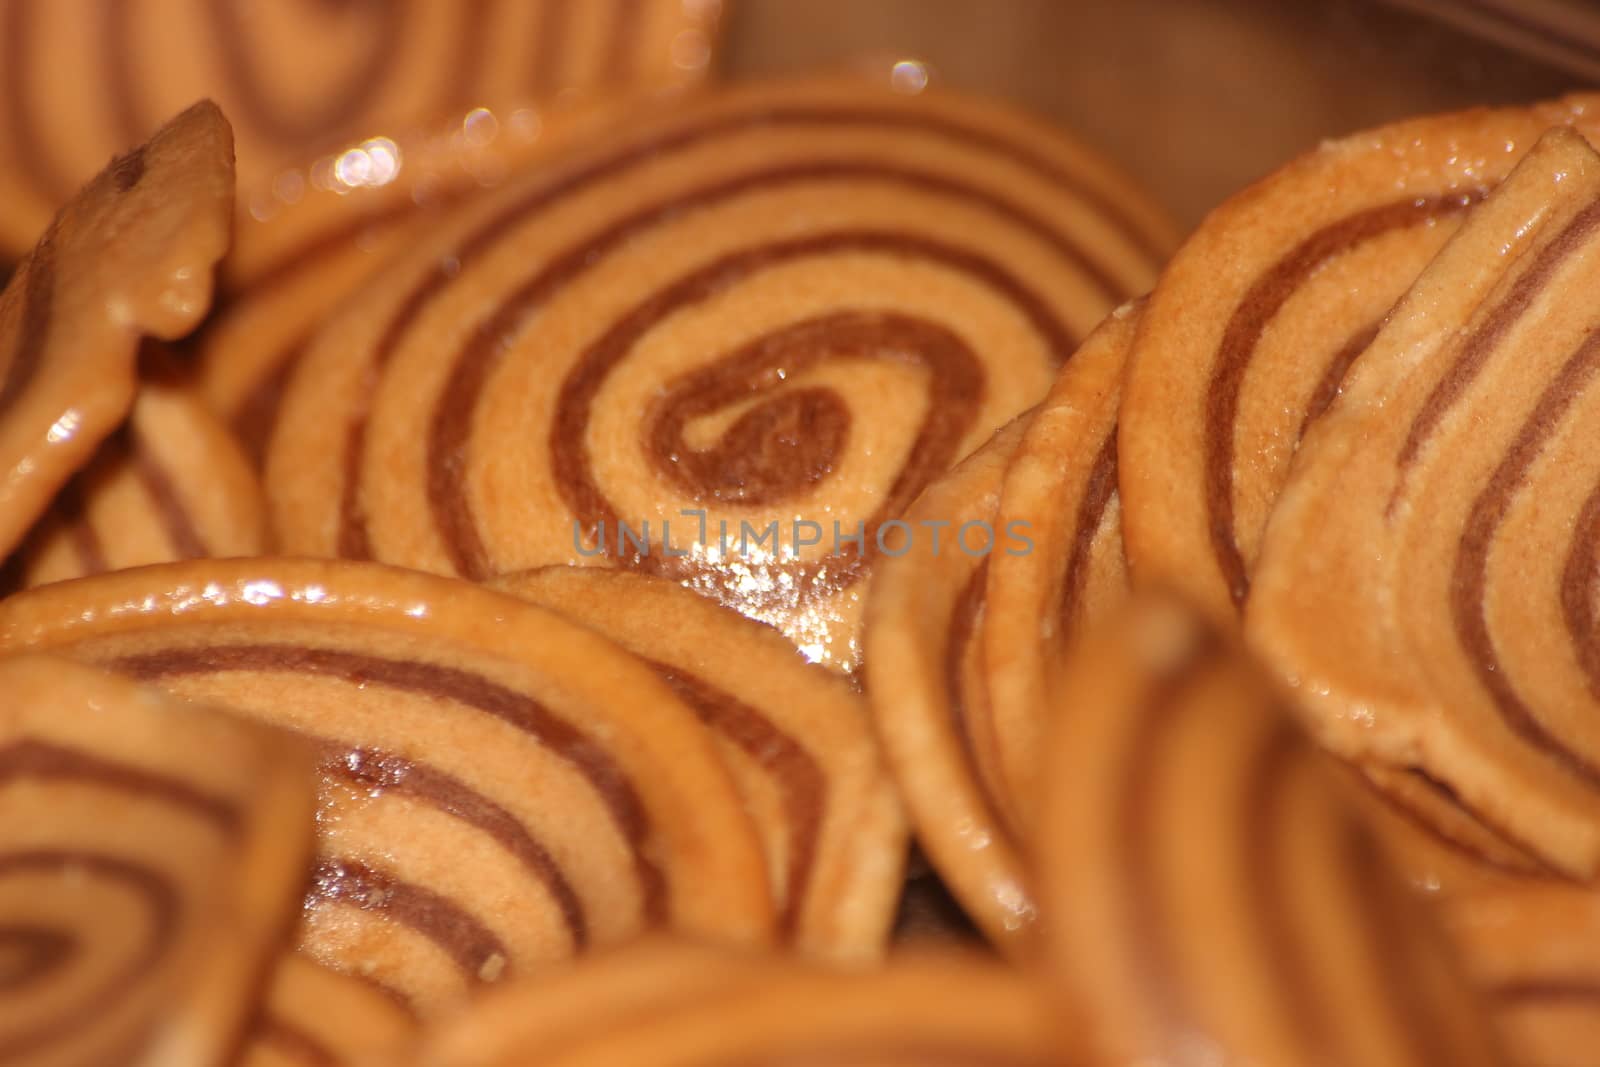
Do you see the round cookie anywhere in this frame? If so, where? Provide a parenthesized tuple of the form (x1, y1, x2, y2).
(1248, 127, 1600, 878)
(1119, 92, 1600, 623)
(408, 940, 1052, 1067)
(266, 76, 1179, 672)
(1038, 597, 1506, 1067)
(0, 654, 313, 1067)
(861, 417, 1034, 952)
(0, 100, 233, 560)
(0, 0, 725, 258)
(492, 567, 906, 961)
(977, 301, 1138, 836)
(18, 370, 268, 587)
(0, 558, 775, 1015)
(240, 953, 417, 1067)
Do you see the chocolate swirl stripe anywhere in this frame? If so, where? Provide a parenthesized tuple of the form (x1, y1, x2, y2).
(113, 643, 606, 951)
(863, 417, 1036, 951)
(269, 82, 1174, 670)
(0, 0, 723, 257)
(494, 567, 906, 960)
(1249, 127, 1600, 878)
(978, 303, 1139, 837)
(1038, 599, 1506, 1067)
(406, 940, 1054, 1067)
(0, 656, 314, 1067)
(0, 101, 233, 561)
(16, 378, 268, 588)
(1118, 92, 1600, 623)
(0, 559, 775, 1014)
(238, 953, 417, 1067)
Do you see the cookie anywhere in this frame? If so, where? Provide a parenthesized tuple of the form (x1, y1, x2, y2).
(1119, 93, 1600, 622)
(1443, 885, 1600, 1067)
(265, 77, 1178, 671)
(0, 558, 774, 1014)
(240, 953, 417, 1067)
(0, 0, 725, 258)
(0, 100, 233, 560)
(17, 367, 268, 587)
(1038, 597, 1504, 1067)
(861, 417, 1034, 951)
(492, 566, 906, 961)
(977, 301, 1138, 835)
(0, 654, 312, 1067)
(408, 940, 1052, 1067)
(1249, 127, 1600, 877)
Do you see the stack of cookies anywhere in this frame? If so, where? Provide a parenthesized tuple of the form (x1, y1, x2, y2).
(0, 4, 1596, 1065)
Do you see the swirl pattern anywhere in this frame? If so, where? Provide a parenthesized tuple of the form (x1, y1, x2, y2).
(1038, 597, 1505, 1067)
(0, 558, 774, 1014)
(1118, 92, 1600, 623)
(0, 655, 313, 1066)
(0, 0, 723, 257)
(266, 78, 1178, 671)
(199, 96, 636, 467)
(492, 566, 906, 960)
(17, 367, 267, 587)
(407, 939, 1054, 1067)
(1248, 127, 1600, 877)
(0, 101, 233, 560)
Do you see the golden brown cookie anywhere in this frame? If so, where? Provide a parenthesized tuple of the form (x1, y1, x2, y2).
(491, 566, 906, 961)
(976, 301, 1137, 836)
(266, 77, 1179, 671)
(1249, 127, 1600, 877)
(0, 100, 233, 560)
(1038, 597, 1505, 1067)
(861, 417, 1034, 952)
(0, 558, 774, 1015)
(239, 953, 417, 1067)
(0, 0, 725, 258)
(408, 940, 1052, 1067)
(1119, 93, 1600, 623)
(0, 654, 313, 1067)
(1443, 884, 1600, 1067)
(17, 370, 268, 587)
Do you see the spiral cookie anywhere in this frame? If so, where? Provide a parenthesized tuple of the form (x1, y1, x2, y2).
(409, 940, 1052, 1067)
(0, 100, 233, 561)
(0, 558, 774, 1014)
(862, 417, 1033, 951)
(266, 77, 1179, 671)
(977, 301, 1137, 836)
(0, 654, 313, 1067)
(1248, 127, 1600, 877)
(1038, 597, 1505, 1067)
(240, 953, 418, 1067)
(17, 369, 268, 587)
(1442, 885, 1600, 1067)
(1119, 93, 1600, 623)
(492, 567, 906, 961)
(0, 0, 725, 259)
